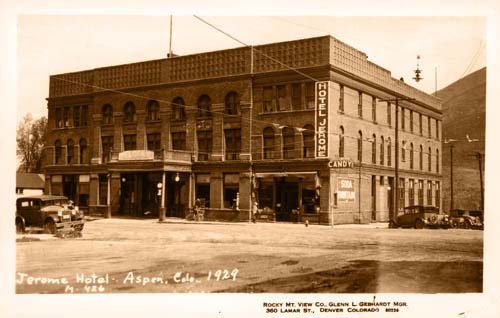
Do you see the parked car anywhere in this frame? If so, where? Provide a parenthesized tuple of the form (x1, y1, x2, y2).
(396, 205, 451, 229)
(16, 195, 84, 234)
(449, 209, 483, 230)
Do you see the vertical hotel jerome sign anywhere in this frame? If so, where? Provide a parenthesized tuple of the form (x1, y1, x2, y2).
(315, 81, 329, 157)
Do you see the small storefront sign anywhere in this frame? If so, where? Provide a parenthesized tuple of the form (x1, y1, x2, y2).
(338, 178, 355, 202)
(118, 150, 154, 161)
(329, 159, 354, 168)
(315, 81, 329, 158)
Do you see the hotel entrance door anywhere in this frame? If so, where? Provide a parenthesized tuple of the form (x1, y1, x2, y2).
(275, 179, 299, 222)
(119, 172, 161, 217)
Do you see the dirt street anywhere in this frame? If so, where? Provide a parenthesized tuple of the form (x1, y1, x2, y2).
(16, 218, 483, 294)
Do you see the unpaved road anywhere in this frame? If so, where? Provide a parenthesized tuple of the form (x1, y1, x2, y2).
(16, 218, 483, 293)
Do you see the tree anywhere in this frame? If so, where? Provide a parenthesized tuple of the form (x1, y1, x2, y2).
(16, 114, 48, 173)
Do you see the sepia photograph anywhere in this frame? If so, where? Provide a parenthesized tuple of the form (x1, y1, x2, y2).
(2, 1, 500, 317)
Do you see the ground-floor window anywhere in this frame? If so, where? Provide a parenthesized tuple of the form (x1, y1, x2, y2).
(302, 188, 316, 213)
(435, 181, 440, 208)
(398, 178, 405, 210)
(195, 174, 211, 208)
(99, 174, 108, 205)
(409, 179, 415, 206)
(223, 173, 239, 208)
(418, 180, 424, 205)
(258, 181, 273, 210)
(427, 180, 433, 206)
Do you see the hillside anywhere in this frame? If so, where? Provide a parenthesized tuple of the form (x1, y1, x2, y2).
(434, 67, 486, 211)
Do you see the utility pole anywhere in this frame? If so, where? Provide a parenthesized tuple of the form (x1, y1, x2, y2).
(168, 15, 173, 57)
(378, 96, 415, 227)
(444, 139, 457, 212)
(475, 152, 484, 212)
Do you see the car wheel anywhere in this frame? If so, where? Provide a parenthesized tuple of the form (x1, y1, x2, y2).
(464, 220, 472, 230)
(44, 219, 57, 234)
(16, 219, 25, 234)
(415, 219, 425, 229)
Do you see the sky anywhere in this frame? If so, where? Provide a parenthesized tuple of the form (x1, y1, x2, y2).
(16, 15, 486, 121)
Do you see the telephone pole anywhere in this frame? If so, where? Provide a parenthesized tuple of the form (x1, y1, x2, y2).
(474, 152, 484, 211)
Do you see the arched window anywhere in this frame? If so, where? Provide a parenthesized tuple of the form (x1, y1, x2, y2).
(410, 143, 414, 169)
(387, 138, 392, 166)
(55, 140, 62, 164)
(303, 124, 315, 158)
(380, 136, 385, 165)
(339, 126, 345, 157)
(67, 139, 74, 164)
(419, 145, 423, 170)
(197, 95, 212, 117)
(357, 131, 363, 162)
(147, 100, 160, 121)
(123, 101, 136, 122)
(263, 127, 275, 159)
(436, 149, 440, 173)
(371, 134, 377, 164)
(79, 138, 88, 164)
(225, 91, 240, 115)
(102, 104, 113, 125)
(172, 97, 186, 121)
(428, 147, 432, 172)
(282, 127, 295, 159)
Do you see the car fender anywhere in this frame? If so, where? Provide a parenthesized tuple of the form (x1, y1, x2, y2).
(44, 215, 60, 224)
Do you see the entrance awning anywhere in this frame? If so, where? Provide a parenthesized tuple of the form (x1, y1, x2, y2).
(254, 172, 317, 178)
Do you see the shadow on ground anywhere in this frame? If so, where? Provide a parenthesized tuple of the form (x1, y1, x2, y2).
(220, 260, 482, 293)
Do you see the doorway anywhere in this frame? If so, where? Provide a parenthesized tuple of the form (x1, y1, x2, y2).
(119, 172, 161, 218)
(275, 178, 299, 222)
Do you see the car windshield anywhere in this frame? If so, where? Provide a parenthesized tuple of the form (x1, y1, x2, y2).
(42, 199, 68, 206)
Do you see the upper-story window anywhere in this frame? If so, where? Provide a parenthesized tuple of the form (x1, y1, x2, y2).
(197, 130, 212, 161)
(73, 106, 80, 127)
(72, 105, 89, 127)
(63, 107, 70, 127)
(197, 95, 212, 117)
(55, 108, 63, 128)
(282, 127, 295, 159)
(147, 133, 162, 159)
(224, 128, 241, 160)
(67, 139, 74, 164)
(339, 85, 344, 112)
(339, 126, 345, 157)
(263, 86, 275, 113)
(419, 113, 423, 135)
(123, 101, 136, 123)
(305, 82, 315, 109)
(101, 136, 114, 163)
(419, 145, 423, 170)
(428, 147, 432, 172)
(81, 105, 88, 127)
(410, 110, 414, 133)
(436, 120, 441, 140)
(371, 134, 377, 164)
(372, 97, 377, 122)
(171, 132, 186, 150)
(102, 104, 113, 125)
(436, 149, 440, 173)
(357, 131, 363, 162)
(147, 100, 160, 121)
(401, 141, 406, 162)
(225, 91, 240, 115)
(54, 139, 62, 164)
(277, 85, 289, 111)
(79, 138, 88, 164)
(428, 116, 431, 138)
(387, 138, 392, 166)
(291, 83, 302, 110)
(401, 108, 405, 130)
(358, 92, 363, 118)
(124, 134, 137, 151)
(172, 97, 186, 121)
(263, 127, 275, 159)
(380, 136, 385, 165)
(303, 124, 315, 158)
(387, 102, 391, 126)
(410, 143, 414, 169)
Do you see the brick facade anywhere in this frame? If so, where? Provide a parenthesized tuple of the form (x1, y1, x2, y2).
(44, 36, 442, 224)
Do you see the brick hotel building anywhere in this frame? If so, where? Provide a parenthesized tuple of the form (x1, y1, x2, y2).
(44, 35, 442, 224)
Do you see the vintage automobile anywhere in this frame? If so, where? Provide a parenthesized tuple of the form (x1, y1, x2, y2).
(449, 209, 483, 230)
(15, 195, 84, 234)
(396, 205, 451, 229)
